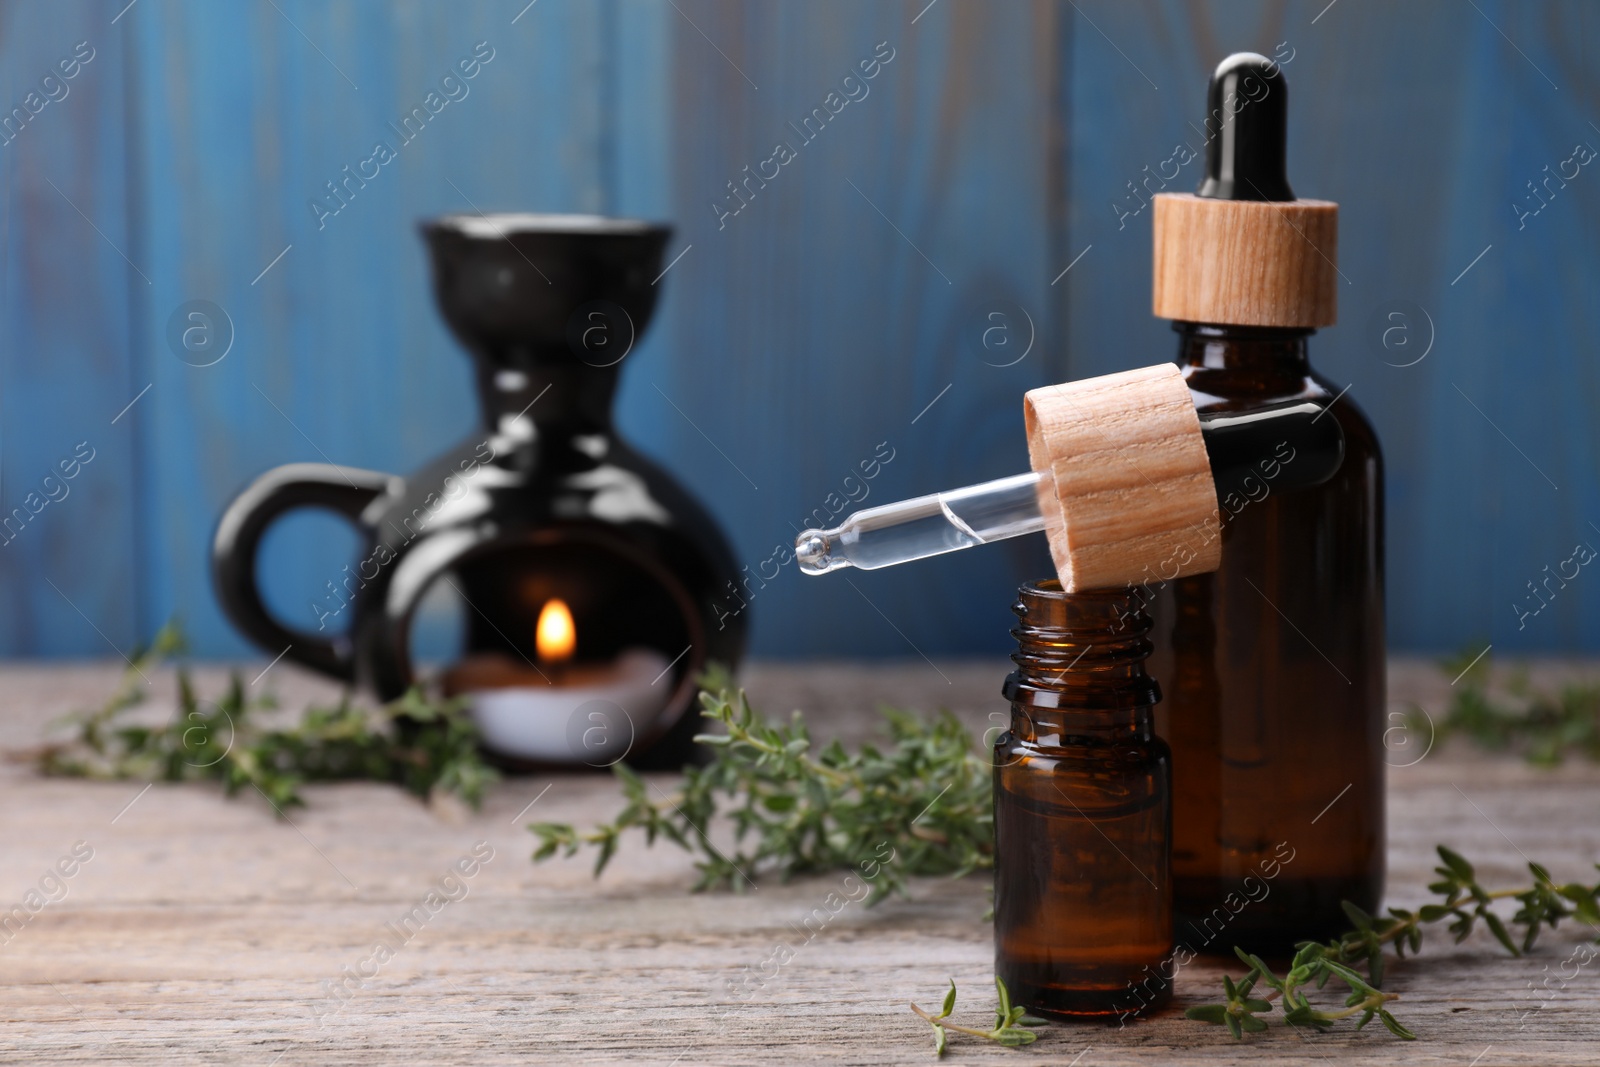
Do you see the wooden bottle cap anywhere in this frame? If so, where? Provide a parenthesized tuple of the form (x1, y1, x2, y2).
(1024, 364, 1221, 592)
(1151, 193, 1338, 327)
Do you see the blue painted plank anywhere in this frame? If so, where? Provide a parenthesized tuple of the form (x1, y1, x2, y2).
(128, 0, 610, 656)
(0, 2, 140, 658)
(1062, 0, 1600, 652)
(2, 0, 1596, 660)
(640, 0, 1064, 659)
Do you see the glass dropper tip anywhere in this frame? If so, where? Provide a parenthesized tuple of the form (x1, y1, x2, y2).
(792, 471, 1048, 577)
(795, 529, 841, 575)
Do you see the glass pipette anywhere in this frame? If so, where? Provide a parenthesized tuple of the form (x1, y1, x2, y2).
(795, 399, 1343, 577)
(795, 471, 1047, 575)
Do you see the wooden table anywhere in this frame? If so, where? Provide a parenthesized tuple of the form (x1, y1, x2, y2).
(2, 659, 1597, 1065)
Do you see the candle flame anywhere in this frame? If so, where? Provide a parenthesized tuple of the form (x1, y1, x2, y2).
(536, 598, 576, 664)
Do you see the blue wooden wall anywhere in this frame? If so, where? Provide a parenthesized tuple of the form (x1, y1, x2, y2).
(0, 0, 1594, 662)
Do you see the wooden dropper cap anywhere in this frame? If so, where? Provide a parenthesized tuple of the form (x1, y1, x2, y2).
(1152, 53, 1338, 328)
(1025, 55, 1342, 591)
(1025, 364, 1220, 592)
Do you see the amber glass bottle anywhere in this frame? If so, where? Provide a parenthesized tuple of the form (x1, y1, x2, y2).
(1147, 323, 1385, 946)
(993, 581, 1173, 1021)
(1141, 53, 1385, 948)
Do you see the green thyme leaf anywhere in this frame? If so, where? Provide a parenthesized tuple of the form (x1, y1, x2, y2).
(911, 978, 1044, 1057)
(530, 672, 994, 898)
(1379, 1009, 1416, 1040)
(36, 621, 497, 812)
(1438, 845, 1475, 882)
(1201, 843, 1600, 1042)
(1427, 649, 1600, 764)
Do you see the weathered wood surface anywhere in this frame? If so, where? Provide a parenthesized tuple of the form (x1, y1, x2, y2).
(2, 658, 1598, 1065)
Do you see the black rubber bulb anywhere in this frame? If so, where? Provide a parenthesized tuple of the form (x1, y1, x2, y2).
(1196, 52, 1294, 202)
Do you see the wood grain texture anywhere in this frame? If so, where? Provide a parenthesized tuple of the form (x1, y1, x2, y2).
(2, 658, 1598, 1065)
(1151, 193, 1337, 326)
(1024, 364, 1219, 590)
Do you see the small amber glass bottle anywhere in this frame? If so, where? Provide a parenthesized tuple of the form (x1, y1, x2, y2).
(993, 580, 1173, 1021)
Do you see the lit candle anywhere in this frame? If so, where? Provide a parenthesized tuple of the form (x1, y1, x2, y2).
(443, 599, 672, 765)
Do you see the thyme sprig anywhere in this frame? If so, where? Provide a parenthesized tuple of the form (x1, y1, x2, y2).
(910, 978, 1046, 1056)
(1188, 944, 1411, 1039)
(33, 622, 497, 811)
(528, 671, 993, 900)
(1423, 647, 1600, 764)
(1189, 846, 1600, 1040)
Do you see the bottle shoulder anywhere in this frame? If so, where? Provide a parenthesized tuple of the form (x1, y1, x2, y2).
(1315, 379, 1384, 470)
(1178, 362, 1383, 470)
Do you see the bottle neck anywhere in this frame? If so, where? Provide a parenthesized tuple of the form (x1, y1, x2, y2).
(1174, 321, 1313, 376)
(1002, 582, 1159, 731)
(474, 362, 619, 433)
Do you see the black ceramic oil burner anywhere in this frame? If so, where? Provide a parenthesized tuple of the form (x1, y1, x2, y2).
(213, 214, 746, 770)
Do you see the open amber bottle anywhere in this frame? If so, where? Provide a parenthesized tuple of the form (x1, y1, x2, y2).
(993, 580, 1173, 1021)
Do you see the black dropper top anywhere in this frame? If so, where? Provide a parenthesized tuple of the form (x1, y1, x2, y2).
(1196, 52, 1294, 202)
